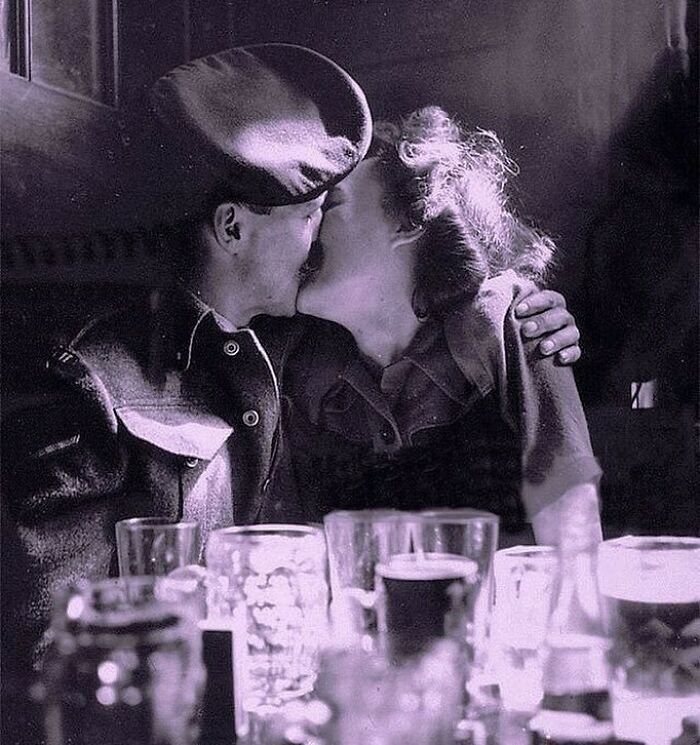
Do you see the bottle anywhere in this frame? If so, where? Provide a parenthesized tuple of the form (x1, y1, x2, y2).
(530, 492, 614, 744)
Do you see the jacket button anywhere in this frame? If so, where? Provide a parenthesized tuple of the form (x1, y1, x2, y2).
(223, 340, 240, 357)
(380, 429, 395, 444)
(242, 409, 260, 427)
(184, 457, 199, 468)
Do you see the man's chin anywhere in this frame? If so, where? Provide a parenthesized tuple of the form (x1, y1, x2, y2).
(298, 239, 325, 288)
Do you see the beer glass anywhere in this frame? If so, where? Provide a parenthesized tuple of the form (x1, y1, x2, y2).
(205, 525, 328, 745)
(493, 545, 558, 711)
(375, 552, 478, 662)
(116, 517, 200, 576)
(413, 510, 499, 673)
(323, 509, 414, 649)
(43, 577, 204, 745)
(598, 536, 700, 745)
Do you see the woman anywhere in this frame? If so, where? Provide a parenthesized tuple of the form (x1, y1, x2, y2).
(289, 106, 601, 544)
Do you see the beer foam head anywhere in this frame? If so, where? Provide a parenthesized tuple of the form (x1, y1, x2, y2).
(598, 536, 700, 603)
(376, 553, 477, 581)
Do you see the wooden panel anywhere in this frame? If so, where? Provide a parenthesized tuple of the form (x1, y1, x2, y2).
(0, 72, 147, 236)
(227, 0, 508, 62)
(30, 0, 117, 106)
(0, 0, 30, 77)
(0, 1, 236, 240)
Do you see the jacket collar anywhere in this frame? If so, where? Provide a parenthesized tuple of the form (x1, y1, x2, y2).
(150, 282, 235, 374)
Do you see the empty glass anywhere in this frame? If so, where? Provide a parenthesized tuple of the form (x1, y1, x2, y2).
(205, 524, 328, 745)
(493, 545, 558, 711)
(116, 517, 200, 577)
(323, 509, 414, 650)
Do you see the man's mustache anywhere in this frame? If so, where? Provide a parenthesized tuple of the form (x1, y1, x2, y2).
(298, 239, 325, 286)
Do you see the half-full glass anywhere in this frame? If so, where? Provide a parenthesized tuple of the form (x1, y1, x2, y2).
(323, 509, 414, 649)
(598, 535, 700, 745)
(413, 509, 499, 673)
(116, 517, 200, 577)
(375, 552, 478, 662)
(493, 545, 558, 711)
(205, 524, 328, 745)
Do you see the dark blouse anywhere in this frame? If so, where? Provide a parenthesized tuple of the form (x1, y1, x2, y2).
(283, 271, 601, 532)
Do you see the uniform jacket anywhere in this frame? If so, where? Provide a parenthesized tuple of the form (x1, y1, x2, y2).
(1, 285, 305, 680)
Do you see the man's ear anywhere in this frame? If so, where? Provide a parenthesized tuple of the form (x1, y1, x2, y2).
(213, 202, 242, 248)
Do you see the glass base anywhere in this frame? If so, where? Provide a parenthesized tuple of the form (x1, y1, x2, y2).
(613, 694, 700, 745)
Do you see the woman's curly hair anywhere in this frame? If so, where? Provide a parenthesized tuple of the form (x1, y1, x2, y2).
(371, 106, 555, 317)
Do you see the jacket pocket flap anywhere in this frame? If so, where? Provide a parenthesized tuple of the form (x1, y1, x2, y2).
(116, 406, 233, 460)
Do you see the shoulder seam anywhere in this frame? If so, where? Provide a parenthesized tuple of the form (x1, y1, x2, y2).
(68, 307, 126, 348)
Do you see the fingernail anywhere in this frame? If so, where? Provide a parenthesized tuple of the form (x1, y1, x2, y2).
(517, 302, 529, 314)
(542, 341, 553, 352)
(523, 321, 537, 334)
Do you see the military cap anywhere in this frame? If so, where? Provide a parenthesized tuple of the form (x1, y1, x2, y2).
(150, 43, 372, 210)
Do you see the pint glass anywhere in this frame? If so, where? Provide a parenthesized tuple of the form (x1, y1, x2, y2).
(323, 510, 413, 648)
(598, 536, 700, 745)
(375, 552, 478, 662)
(413, 510, 499, 672)
(493, 545, 558, 711)
(116, 517, 200, 577)
(205, 525, 328, 745)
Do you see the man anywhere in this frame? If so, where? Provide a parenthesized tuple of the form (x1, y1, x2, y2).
(1, 45, 579, 708)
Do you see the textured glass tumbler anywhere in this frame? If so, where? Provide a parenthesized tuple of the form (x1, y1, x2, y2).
(116, 517, 200, 577)
(43, 577, 204, 745)
(598, 535, 700, 745)
(493, 545, 558, 712)
(413, 509, 499, 676)
(323, 510, 414, 649)
(205, 525, 328, 745)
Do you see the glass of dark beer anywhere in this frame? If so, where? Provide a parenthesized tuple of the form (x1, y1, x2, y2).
(413, 510, 499, 673)
(375, 552, 478, 662)
(598, 536, 700, 745)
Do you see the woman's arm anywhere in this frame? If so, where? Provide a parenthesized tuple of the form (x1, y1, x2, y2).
(531, 480, 602, 547)
(500, 282, 603, 544)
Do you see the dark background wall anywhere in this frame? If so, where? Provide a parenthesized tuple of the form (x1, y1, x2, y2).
(1, 0, 697, 534)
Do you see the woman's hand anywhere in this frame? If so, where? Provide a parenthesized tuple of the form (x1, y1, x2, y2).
(515, 290, 581, 365)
